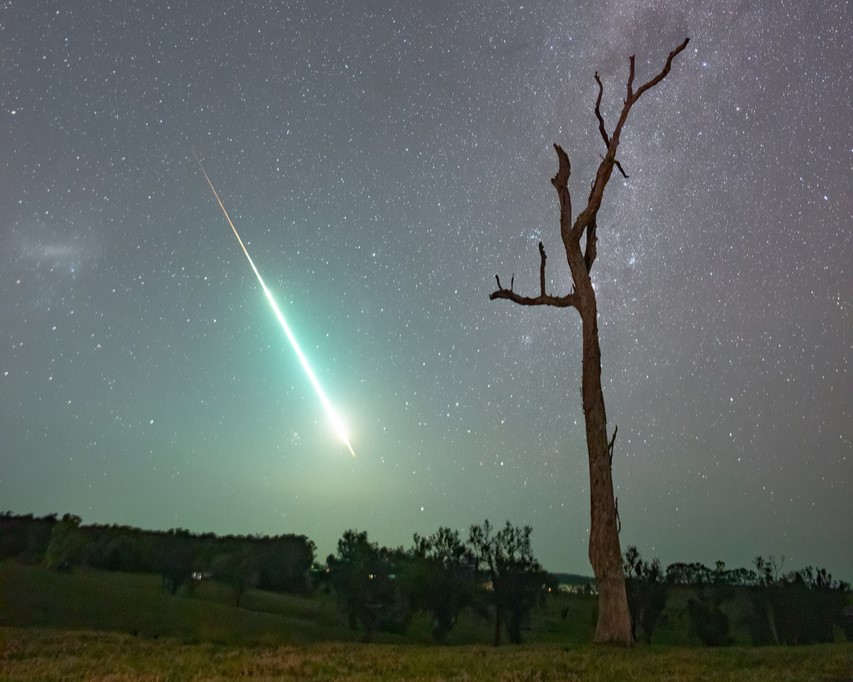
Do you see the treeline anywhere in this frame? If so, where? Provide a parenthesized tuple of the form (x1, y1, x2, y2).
(324, 533, 851, 646)
(1, 512, 551, 645)
(624, 546, 850, 646)
(2, 512, 849, 647)
(0, 512, 315, 598)
(322, 521, 552, 644)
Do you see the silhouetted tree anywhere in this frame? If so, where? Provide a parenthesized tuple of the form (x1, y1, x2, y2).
(43, 513, 84, 571)
(748, 559, 848, 645)
(623, 546, 668, 643)
(409, 527, 478, 642)
(469, 520, 546, 645)
(255, 535, 316, 594)
(665, 561, 720, 587)
(488, 40, 689, 644)
(327, 530, 408, 641)
(0, 512, 56, 562)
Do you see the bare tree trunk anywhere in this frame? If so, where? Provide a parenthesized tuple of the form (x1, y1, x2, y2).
(582, 306, 632, 643)
(489, 39, 688, 646)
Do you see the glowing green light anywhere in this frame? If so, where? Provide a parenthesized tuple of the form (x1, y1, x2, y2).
(196, 155, 355, 457)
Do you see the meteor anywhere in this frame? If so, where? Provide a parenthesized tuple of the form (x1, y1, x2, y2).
(194, 154, 356, 457)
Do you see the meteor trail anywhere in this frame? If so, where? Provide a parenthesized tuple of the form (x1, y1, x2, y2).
(194, 154, 356, 457)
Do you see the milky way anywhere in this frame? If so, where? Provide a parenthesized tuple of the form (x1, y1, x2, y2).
(1, 1, 849, 577)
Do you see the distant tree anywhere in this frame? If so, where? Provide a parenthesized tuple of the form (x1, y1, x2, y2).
(409, 527, 478, 642)
(665, 561, 712, 587)
(622, 546, 668, 643)
(753, 555, 785, 585)
(255, 535, 316, 594)
(748, 559, 848, 645)
(0, 512, 55, 562)
(487, 39, 689, 644)
(723, 566, 758, 588)
(43, 513, 84, 571)
(375, 545, 416, 634)
(469, 520, 547, 645)
(327, 530, 407, 641)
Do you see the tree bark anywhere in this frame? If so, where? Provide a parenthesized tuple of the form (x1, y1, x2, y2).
(581, 304, 632, 643)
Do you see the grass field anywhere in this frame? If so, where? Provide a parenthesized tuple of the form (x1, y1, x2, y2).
(1, 563, 850, 680)
(1, 628, 850, 681)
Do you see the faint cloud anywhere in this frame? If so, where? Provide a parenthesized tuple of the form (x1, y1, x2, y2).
(11, 221, 99, 276)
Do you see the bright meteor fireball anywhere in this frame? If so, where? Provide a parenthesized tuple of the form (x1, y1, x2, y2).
(195, 154, 356, 457)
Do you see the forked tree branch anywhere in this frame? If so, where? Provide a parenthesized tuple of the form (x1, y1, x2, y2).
(628, 37, 690, 103)
(571, 38, 689, 246)
(491, 258, 579, 309)
(490, 38, 688, 306)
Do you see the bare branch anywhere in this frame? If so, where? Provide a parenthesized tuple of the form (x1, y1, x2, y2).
(550, 144, 572, 241)
(489, 287, 579, 309)
(631, 37, 690, 103)
(626, 56, 636, 100)
(494, 274, 516, 292)
(594, 74, 630, 179)
(593, 71, 610, 147)
(573, 38, 689, 245)
(492, 240, 578, 307)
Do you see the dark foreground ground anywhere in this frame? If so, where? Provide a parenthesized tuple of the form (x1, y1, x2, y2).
(1, 627, 851, 682)
(1, 563, 850, 680)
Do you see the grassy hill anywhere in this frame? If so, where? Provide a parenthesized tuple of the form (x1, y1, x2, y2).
(0, 562, 596, 646)
(0, 562, 346, 645)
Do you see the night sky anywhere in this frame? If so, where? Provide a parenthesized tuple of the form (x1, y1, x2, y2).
(1, 1, 849, 578)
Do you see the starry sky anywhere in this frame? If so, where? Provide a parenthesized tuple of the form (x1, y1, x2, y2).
(1, 1, 850, 578)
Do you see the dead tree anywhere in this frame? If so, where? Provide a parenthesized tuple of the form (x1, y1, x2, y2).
(490, 39, 689, 645)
